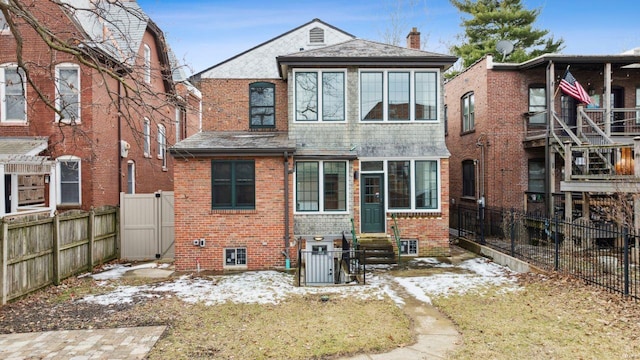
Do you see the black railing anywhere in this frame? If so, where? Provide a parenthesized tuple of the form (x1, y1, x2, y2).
(297, 249, 366, 286)
(452, 204, 639, 301)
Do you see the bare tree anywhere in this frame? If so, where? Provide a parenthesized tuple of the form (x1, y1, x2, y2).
(0, 0, 198, 157)
(379, 0, 429, 48)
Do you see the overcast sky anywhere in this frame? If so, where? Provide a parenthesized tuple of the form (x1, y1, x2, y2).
(137, 0, 640, 75)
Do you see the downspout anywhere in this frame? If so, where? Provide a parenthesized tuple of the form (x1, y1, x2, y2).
(283, 151, 291, 269)
(117, 80, 122, 195)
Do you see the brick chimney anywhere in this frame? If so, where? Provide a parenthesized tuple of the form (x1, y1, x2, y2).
(406, 27, 420, 49)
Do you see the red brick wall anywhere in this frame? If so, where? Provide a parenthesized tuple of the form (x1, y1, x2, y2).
(174, 156, 294, 271)
(0, 2, 178, 210)
(198, 78, 288, 132)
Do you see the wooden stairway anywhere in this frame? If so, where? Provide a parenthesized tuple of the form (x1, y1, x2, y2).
(357, 235, 396, 265)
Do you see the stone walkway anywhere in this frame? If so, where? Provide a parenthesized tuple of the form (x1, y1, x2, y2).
(0, 326, 166, 360)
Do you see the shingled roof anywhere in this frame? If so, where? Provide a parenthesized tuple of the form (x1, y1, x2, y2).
(277, 38, 458, 77)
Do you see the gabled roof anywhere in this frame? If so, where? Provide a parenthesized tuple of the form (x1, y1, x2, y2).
(277, 39, 458, 77)
(192, 18, 356, 80)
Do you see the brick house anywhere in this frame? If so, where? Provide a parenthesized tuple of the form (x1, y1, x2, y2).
(445, 53, 640, 229)
(0, 0, 200, 218)
(171, 20, 456, 272)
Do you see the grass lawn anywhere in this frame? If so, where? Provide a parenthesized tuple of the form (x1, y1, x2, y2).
(434, 273, 640, 359)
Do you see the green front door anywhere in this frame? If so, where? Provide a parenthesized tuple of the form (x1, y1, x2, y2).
(361, 174, 385, 233)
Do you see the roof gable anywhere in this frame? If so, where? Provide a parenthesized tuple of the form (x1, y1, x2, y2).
(193, 19, 355, 80)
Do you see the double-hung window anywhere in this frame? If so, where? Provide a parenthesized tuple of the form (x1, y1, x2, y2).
(55, 64, 80, 123)
(387, 160, 438, 210)
(157, 124, 166, 169)
(360, 70, 438, 121)
(1, 65, 26, 123)
(57, 156, 81, 205)
(143, 44, 151, 84)
(249, 82, 275, 128)
(294, 70, 345, 121)
(461, 92, 474, 132)
(143, 118, 150, 157)
(295, 161, 347, 212)
(528, 85, 546, 125)
(212, 160, 255, 209)
(0, 10, 8, 34)
(462, 160, 475, 198)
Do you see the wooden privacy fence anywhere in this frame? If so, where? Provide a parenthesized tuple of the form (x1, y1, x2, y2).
(0, 207, 119, 305)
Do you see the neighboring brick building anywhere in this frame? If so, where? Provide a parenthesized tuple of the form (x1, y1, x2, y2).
(445, 53, 640, 224)
(0, 0, 200, 218)
(172, 19, 456, 272)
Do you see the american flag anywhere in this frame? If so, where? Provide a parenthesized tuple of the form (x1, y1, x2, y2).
(559, 69, 591, 104)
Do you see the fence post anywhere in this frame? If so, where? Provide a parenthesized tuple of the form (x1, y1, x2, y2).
(53, 214, 61, 286)
(457, 204, 461, 237)
(88, 210, 95, 271)
(510, 209, 515, 257)
(1, 220, 7, 305)
(297, 248, 301, 287)
(623, 231, 630, 297)
(554, 212, 559, 271)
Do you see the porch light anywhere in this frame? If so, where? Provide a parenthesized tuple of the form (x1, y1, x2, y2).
(313, 236, 324, 241)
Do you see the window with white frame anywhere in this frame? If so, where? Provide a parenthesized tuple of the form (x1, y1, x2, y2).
(157, 124, 166, 168)
(528, 85, 546, 124)
(387, 160, 439, 210)
(127, 161, 135, 194)
(461, 92, 474, 132)
(295, 161, 347, 212)
(143, 118, 150, 157)
(143, 44, 151, 84)
(57, 156, 81, 205)
(0, 10, 8, 34)
(360, 69, 438, 121)
(0, 65, 26, 123)
(55, 64, 80, 123)
(294, 70, 345, 121)
(225, 248, 247, 267)
(636, 87, 640, 124)
(400, 239, 418, 255)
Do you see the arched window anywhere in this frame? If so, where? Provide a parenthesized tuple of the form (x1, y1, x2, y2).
(127, 160, 136, 194)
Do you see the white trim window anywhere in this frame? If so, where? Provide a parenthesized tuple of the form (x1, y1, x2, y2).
(360, 69, 439, 122)
(0, 64, 26, 123)
(387, 159, 440, 211)
(55, 63, 80, 123)
(294, 69, 346, 122)
(127, 160, 135, 194)
(224, 247, 247, 267)
(143, 118, 150, 157)
(157, 124, 166, 168)
(143, 44, 151, 84)
(400, 239, 418, 255)
(57, 156, 81, 205)
(295, 160, 347, 213)
(0, 9, 9, 34)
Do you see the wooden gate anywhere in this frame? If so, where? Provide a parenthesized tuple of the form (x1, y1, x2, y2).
(120, 191, 174, 261)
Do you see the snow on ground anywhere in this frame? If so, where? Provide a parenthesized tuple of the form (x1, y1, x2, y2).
(80, 257, 519, 307)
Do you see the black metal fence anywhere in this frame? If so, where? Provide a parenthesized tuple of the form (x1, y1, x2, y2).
(452, 204, 640, 301)
(297, 249, 366, 286)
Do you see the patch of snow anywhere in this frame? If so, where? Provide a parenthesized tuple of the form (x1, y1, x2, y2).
(80, 258, 519, 307)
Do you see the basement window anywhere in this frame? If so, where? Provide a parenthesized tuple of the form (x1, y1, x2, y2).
(399, 239, 418, 255)
(225, 248, 247, 267)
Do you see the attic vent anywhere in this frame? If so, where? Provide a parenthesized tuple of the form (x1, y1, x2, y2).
(309, 27, 324, 43)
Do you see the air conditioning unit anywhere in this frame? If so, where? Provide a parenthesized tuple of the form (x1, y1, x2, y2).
(120, 140, 131, 158)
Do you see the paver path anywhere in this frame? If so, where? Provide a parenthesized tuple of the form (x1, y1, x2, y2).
(0, 326, 166, 360)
